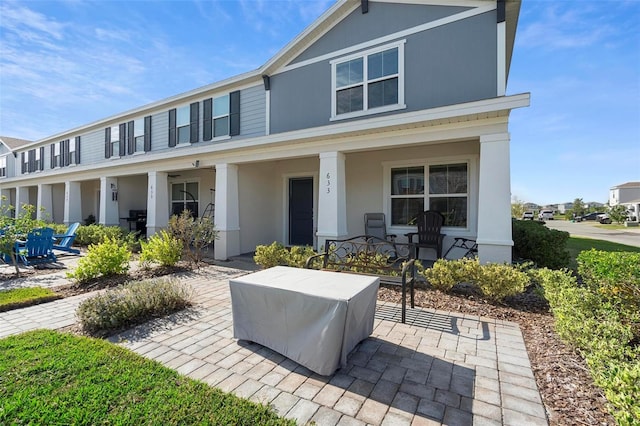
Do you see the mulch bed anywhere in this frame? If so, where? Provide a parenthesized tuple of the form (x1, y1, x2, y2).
(378, 284, 616, 425)
(2, 264, 616, 425)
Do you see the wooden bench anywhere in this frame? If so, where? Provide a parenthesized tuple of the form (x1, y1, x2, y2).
(306, 235, 417, 323)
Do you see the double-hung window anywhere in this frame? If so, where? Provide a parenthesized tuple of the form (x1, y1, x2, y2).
(331, 40, 405, 120)
(34, 149, 41, 171)
(213, 95, 230, 138)
(171, 182, 199, 217)
(69, 140, 76, 165)
(53, 143, 61, 167)
(134, 118, 145, 152)
(389, 162, 469, 228)
(111, 126, 120, 157)
(176, 106, 190, 144)
(0, 156, 6, 178)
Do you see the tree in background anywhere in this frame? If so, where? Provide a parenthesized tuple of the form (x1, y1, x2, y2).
(568, 198, 586, 219)
(0, 200, 46, 276)
(511, 196, 525, 219)
(608, 204, 629, 224)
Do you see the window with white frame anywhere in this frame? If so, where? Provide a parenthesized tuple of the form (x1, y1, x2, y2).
(134, 118, 145, 152)
(23, 152, 28, 173)
(331, 41, 404, 119)
(213, 95, 229, 138)
(34, 148, 41, 171)
(54, 143, 61, 167)
(171, 181, 199, 218)
(389, 162, 468, 228)
(111, 125, 120, 156)
(0, 156, 6, 178)
(69, 140, 76, 165)
(176, 106, 190, 144)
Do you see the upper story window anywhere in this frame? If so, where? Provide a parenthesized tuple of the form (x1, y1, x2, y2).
(134, 118, 145, 152)
(176, 106, 190, 144)
(53, 143, 61, 167)
(388, 161, 469, 228)
(111, 125, 120, 156)
(213, 95, 230, 138)
(69, 140, 76, 165)
(331, 41, 405, 120)
(0, 156, 6, 178)
(34, 148, 41, 171)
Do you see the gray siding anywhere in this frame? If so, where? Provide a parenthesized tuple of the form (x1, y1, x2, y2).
(151, 111, 169, 151)
(81, 130, 106, 165)
(292, 3, 470, 64)
(271, 9, 497, 134)
(0, 145, 10, 155)
(239, 85, 266, 138)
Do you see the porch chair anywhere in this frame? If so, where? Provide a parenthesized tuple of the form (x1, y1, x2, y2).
(14, 227, 57, 266)
(52, 222, 81, 255)
(405, 210, 445, 260)
(364, 213, 396, 242)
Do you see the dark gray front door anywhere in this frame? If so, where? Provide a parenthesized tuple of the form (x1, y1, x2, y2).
(289, 178, 313, 246)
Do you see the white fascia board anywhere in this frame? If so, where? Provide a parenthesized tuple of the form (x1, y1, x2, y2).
(375, 0, 490, 7)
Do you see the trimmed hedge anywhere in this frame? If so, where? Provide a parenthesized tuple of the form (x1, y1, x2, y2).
(512, 219, 570, 269)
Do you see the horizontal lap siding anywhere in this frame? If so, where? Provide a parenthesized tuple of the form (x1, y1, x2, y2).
(79, 130, 105, 165)
(239, 85, 266, 138)
(151, 112, 168, 151)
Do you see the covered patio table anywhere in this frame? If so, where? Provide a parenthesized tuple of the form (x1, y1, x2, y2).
(229, 266, 380, 376)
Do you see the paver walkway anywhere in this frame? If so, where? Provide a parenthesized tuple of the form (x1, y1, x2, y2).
(0, 262, 548, 425)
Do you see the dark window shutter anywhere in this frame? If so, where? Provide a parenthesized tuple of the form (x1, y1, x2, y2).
(127, 120, 134, 154)
(105, 127, 112, 158)
(50, 144, 55, 168)
(63, 139, 70, 166)
(168, 109, 177, 147)
(28, 149, 35, 173)
(119, 123, 126, 157)
(75, 136, 81, 164)
(39, 147, 44, 171)
(190, 102, 199, 143)
(203, 98, 212, 141)
(144, 115, 152, 152)
(21, 152, 26, 173)
(230, 90, 240, 136)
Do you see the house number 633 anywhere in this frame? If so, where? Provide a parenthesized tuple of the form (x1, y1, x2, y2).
(326, 172, 331, 193)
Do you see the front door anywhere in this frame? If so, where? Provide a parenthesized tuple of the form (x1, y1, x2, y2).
(289, 178, 314, 246)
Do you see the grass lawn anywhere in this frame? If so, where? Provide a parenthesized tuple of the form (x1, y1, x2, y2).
(0, 330, 295, 425)
(0, 287, 61, 312)
(566, 236, 640, 269)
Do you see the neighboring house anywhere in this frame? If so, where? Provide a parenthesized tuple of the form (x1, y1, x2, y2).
(610, 182, 640, 222)
(523, 202, 540, 212)
(0, 0, 529, 264)
(556, 202, 573, 214)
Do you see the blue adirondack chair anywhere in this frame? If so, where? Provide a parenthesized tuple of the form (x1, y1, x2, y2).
(52, 222, 81, 254)
(14, 228, 57, 266)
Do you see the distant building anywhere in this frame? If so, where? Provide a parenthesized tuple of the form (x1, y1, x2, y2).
(556, 202, 573, 214)
(610, 182, 640, 222)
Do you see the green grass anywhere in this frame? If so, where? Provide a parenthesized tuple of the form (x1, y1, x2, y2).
(566, 236, 640, 270)
(0, 330, 295, 425)
(0, 287, 61, 312)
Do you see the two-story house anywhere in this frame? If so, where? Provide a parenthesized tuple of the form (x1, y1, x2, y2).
(0, 0, 529, 263)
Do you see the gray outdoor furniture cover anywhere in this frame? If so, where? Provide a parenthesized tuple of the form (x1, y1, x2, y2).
(229, 266, 380, 376)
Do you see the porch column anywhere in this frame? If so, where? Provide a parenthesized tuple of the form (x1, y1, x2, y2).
(316, 151, 348, 250)
(1, 189, 12, 217)
(37, 184, 53, 221)
(477, 133, 513, 264)
(99, 177, 120, 226)
(64, 181, 83, 225)
(214, 163, 240, 260)
(15, 186, 29, 218)
(146, 171, 169, 237)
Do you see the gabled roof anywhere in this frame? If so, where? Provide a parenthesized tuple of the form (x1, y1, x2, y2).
(612, 182, 640, 189)
(0, 136, 32, 151)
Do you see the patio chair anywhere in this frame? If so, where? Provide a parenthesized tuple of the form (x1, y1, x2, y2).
(52, 222, 81, 255)
(364, 213, 396, 242)
(14, 227, 57, 266)
(405, 210, 445, 260)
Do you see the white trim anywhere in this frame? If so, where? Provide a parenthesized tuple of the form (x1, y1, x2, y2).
(376, 0, 490, 7)
(497, 21, 506, 96)
(279, 4, 495, 74)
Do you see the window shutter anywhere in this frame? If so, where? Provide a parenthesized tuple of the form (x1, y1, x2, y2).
(230, 90, 240, 136)
(63, 139, 70, 166)
(203, 98, 212, 141)
(75, 136, 81, 164)
(21, 152, 26, 173)
(119, 123, 126, 157)
(50, 144, 56, 168)
(39, 147, 45, 171)
(168, 109, 177, 147)
(144, 115, 152, 152)
(190, 102, 199, 143)
(28, 149, 35, 173)
(105, 127, 112, 158)
(127, 120, 135, 154)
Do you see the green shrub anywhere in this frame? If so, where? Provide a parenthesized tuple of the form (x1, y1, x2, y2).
(512, 219, 570, 269)
(75, 224, 126, 246)
(76, 278, 192, 334)
(423, 258, 479, 292)
(67, 237, 131, 283)
(475, 262, 529, 301)
(254, 242, 317, 269)
(168, 211, 218, 266)
(287, 245, 318, 268)
(140, 230, 183, 267)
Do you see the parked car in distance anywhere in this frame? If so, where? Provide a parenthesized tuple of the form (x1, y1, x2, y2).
(577, 212, 604, 222)
(597, 214, 612, 224)
(522, 211, 534, 220)
(538, 210, 554, 220)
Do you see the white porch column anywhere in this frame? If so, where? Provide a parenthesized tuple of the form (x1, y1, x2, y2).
(99, 177, 120, 226)
(316, 151, 348, 250)
(64, 181, 83, 225)
(1, 189, 12, 217)
(37, 184, 53, 222)
(146, 171, 169, 237)
(214, 163, 240, 260)
(477, 133, 513, 264)
(15, 186, 29, 218)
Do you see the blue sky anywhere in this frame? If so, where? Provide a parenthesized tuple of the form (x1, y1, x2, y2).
(1, 0, 638, 206)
